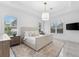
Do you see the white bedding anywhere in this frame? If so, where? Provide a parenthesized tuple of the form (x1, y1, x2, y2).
(21, 27, 52, 51)
(23, 34, 52, 51)
(23, 35, 43, 45)
(24, 35, 43, 40)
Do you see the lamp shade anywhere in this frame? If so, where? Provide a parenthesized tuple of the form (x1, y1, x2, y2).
(42, 12, 49, 20)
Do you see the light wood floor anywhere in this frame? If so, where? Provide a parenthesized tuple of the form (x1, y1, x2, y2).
(59, 40, 79, 57)
(10, 39, 64, 57)
(10, 39, 79, 57)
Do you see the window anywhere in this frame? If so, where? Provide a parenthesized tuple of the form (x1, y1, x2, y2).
(4, 16, 17, 36)
(57, 23, 63, 33)
(50, 17, 63, 34)
(51, 25, 55, 33)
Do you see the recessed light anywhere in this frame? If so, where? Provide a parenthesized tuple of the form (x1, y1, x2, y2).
(50, 8, 53, 10)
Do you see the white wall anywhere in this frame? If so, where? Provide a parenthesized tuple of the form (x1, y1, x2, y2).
(62, 10, 79, 42)
(18, 11, 40, 35)
(51, 9, 79, 43)
(48, 1, 79, 43)
(0, 4, 40, 35)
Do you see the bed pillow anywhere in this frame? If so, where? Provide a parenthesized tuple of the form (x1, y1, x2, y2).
(28, 31, 39, 36)
(24, 31, 39, 37)
(24, 32, 29, 37)
(30, 31, 39, 36)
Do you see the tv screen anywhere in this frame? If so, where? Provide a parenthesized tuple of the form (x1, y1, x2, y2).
(66, 23, 79, 30)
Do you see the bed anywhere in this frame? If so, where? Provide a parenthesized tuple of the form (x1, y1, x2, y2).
(21, 27, 53, 51)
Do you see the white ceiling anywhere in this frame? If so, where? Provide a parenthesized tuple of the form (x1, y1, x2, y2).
(0, 1, 79, 17)
(0, 1, 70, 12)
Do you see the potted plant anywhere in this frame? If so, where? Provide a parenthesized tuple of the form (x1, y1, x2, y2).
(13, 31, 17, 37)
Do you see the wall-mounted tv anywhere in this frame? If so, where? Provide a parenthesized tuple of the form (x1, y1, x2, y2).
(66, 23, 79, 30)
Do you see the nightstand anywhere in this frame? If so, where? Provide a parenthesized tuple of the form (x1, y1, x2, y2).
(10, 36, 20, 46)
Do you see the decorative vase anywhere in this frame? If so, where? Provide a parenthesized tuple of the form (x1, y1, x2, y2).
(13, 34, 16, 37)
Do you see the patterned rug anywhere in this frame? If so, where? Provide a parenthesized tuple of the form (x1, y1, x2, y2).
(11, 39, 64, 57)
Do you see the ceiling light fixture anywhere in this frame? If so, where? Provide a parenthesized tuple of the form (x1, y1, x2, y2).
(42, 2, 49, 21)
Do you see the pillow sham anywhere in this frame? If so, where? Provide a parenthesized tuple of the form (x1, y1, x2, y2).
(24, 31, 39, 37)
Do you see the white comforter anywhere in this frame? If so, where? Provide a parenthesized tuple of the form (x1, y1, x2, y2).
(23, 34, 52, 51)
(23, 35, 43, 44)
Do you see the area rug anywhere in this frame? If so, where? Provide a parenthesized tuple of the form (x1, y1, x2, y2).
(11, 39, 64, 57)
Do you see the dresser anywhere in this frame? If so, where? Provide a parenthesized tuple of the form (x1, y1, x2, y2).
(0, 34, 10, 57)
(10, 36, 20, 46)
(0, 41, 10, 57)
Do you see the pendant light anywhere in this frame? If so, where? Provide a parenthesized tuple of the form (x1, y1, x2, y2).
(42, 2, 49, 21)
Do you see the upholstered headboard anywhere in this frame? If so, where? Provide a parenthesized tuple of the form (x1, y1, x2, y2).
(20, 27, 39, 38)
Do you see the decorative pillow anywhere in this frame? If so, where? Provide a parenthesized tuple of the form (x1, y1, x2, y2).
(24, 31, 39, 37)
(24, 32, 29, 37)
(28, 31, 39, 36)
